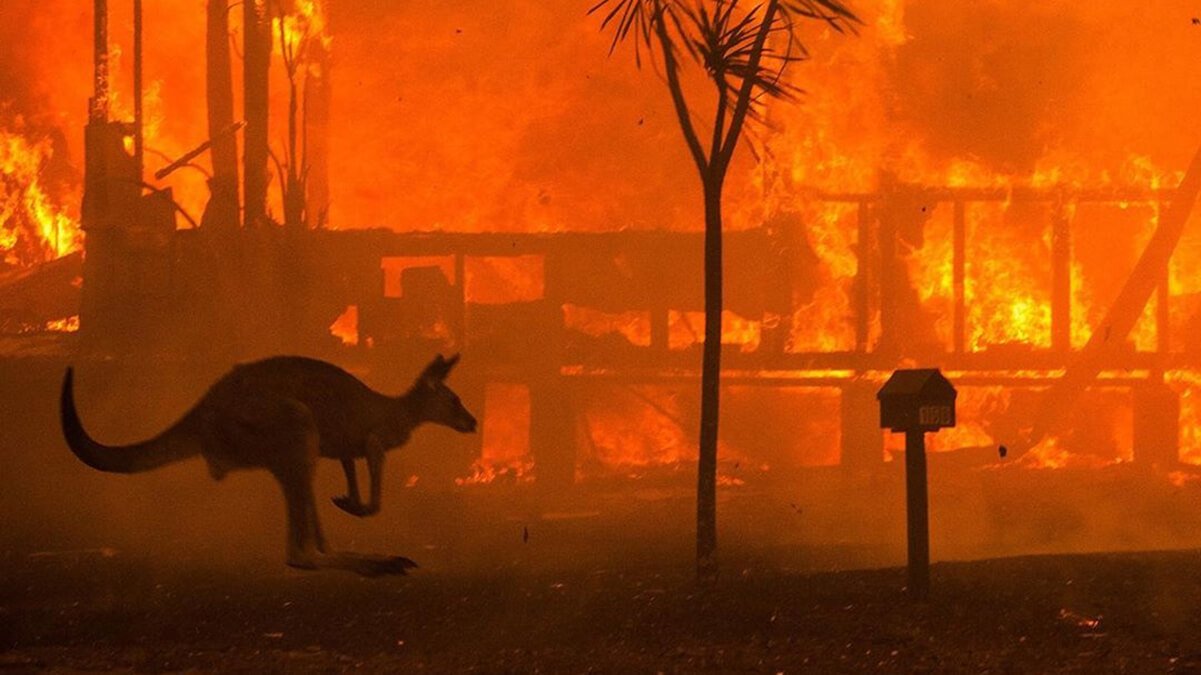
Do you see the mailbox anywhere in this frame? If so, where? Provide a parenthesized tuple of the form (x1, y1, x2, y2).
(877, 368, 957, 432)
(876, 367, 957, 599)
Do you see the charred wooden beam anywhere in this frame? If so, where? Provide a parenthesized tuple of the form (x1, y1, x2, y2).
(1051, 199, 1072, 352)
(90, 0, 109, 121)
(306, 16, 332, 229)
(1157, 201, 1171, 354)
(808, 186, 1176, 204)
(155, 122, 244, 182)
(952, 200, 966, 353)
(133, 0, 144, 178)
(877, 205, 899, 356)
(855, 200, 871, 352)
(1022, 144, 1201, 452)
(243, 0, 272, 228)
(206, 0, 240, 229)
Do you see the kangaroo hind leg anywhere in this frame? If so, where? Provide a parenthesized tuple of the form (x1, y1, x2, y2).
(263, 399, 324, 569)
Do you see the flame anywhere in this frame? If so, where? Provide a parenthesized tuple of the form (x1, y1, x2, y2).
(1018, 435, 1126, 471)
(1167, 471, 1199, 488)
(1169, 371, 1201, 466)
(668, 310, 761, 352)
(277, 0, 330, 57)
(328, 305, 358, 346)
(45, 315, 79, 333)
(0, 127, 80, 266)
(2, 1, 1200, 477)
(457, 383, 535, 486)
(563, 304, 651, 347)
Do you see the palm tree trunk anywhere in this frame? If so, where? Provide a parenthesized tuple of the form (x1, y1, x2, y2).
(697, 175, 723, 585)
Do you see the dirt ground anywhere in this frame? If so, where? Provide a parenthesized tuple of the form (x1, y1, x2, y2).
(5, 361, 1201, 672)
(3, 545, 1201, 673)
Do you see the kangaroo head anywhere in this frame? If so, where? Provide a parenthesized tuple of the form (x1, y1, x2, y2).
(411, 353, 478, 433)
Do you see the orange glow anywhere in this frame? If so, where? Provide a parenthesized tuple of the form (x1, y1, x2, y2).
(464, 256, 544, 305)
(0, 127, 80, 266)
(562, 304, 651, 347)
(45, 315, 79, 333)
(457, 383, 534, 486)
(328, 305, 358, 346)
(668, 310, 761, 352)
(4, 1, 1201, 479)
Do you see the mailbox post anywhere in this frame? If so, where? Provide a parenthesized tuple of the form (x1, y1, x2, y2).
(877, 369, 957, 598)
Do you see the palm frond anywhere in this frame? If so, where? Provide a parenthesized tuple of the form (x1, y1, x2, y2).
(780, 0, 862, 34)
(589, 0, 691, 68)
(678, 0, 808, 125)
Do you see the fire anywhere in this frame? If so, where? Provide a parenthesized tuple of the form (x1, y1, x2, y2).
(328, 305, 358, 346)
(2, 1, 1201, 480)
(456, 383, 535, 486)
(1017, 435, 1127, 471)
(0, 127, 80, 266)
(276, 0, 330, 56)
(1169, 371, 1201, 466)
(45, 315, 79, 333)
(563, 304, 651, 347)
(668, 311, 761, 352)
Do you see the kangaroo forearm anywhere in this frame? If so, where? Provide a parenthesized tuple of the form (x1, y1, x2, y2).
(340, 459, 361, 503)
(366, 437, 384, 512)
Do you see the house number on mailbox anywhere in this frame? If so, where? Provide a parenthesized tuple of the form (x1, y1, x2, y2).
(919, 405, 952, 427)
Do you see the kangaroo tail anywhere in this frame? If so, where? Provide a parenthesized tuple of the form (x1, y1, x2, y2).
(60, 368, 199, 474)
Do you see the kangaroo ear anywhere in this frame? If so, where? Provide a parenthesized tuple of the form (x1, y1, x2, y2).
(420, 355, 445, 384)
(420, 353, 459, 384)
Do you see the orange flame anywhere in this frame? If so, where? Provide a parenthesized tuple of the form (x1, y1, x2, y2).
(0, 128, 80, 266)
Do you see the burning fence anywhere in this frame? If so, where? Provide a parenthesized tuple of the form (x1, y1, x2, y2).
(1, 1, 1201, 486)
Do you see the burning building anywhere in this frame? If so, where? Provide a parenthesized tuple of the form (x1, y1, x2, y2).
(3, 0, 1201, 497)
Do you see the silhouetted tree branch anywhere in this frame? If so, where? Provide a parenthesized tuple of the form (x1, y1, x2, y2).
(591, 0, 858, 585)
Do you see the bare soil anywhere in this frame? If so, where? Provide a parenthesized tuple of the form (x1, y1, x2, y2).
(2, 547, 1200, 673)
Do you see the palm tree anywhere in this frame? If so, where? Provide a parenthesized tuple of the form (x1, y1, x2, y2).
(591, 0, 858, 584)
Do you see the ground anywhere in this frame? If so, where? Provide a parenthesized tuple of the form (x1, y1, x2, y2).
(3, 547, 1201, 673)
(5, 362, 1201, 672)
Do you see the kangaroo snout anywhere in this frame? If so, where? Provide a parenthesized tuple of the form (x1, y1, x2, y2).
(458, 413, 479, 434)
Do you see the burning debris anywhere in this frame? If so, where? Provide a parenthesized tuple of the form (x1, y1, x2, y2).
(0, 124, 80, 267)
(0, 0, 1200, 588)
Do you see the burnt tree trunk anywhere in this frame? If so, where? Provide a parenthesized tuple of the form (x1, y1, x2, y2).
(243, 0, 272, 228)
(205, 0, 239, 230)
(306, 29, 331, 228)
(697, 175, 724, 584)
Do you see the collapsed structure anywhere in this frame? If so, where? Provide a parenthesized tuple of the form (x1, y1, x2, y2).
(4, 1, 1200, 487)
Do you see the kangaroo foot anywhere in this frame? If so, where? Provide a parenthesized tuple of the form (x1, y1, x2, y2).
(332, 495, 378, 517)
(286, 554, 320, 570)
(318, 551, 417, 577)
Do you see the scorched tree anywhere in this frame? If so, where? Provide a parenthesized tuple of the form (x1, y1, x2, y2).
(590, 0, 858, 584)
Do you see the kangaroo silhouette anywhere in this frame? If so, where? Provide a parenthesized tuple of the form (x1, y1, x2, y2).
(60, 353, 478, 576)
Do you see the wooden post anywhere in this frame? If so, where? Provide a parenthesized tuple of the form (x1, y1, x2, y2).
(855, 199, 871, 352)
(878, 205, 898, 355)
(952, 200, 966, 354)
(91, 0, 109, 121)
(905, 428, 929, 598)
(1051, 200, 1072, 352)
(306, 14, 332, 229)
(1157, 201, 1171, 354)
(205, 0, 240, 230)
(650, 306, 668, 351)
(243, 0, 272, 228)
(133, 0, 144, 177)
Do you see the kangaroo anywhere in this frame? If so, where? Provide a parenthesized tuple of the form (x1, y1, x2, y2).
(60, 353, 478, 576)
